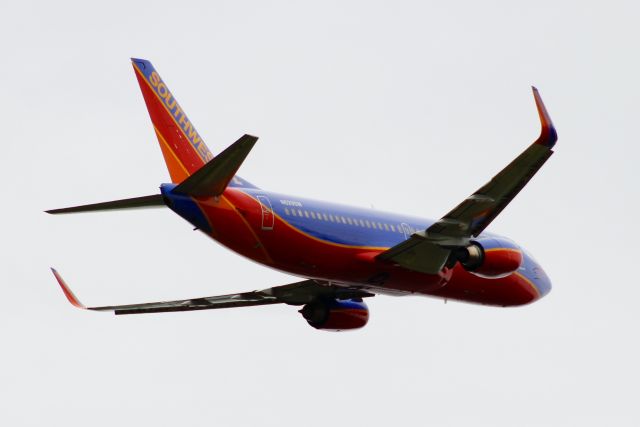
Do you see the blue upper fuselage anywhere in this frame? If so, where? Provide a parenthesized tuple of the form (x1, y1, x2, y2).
(162, 184, 516, 251)
(243, 188, 432, 249)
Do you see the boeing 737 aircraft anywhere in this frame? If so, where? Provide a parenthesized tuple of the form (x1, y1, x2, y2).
(49, 58, 557, 331)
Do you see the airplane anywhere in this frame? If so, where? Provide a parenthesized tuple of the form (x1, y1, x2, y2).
(49, 58, 557, 331)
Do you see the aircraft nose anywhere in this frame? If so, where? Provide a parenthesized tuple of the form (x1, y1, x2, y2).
(520, 250, 552, 300)
(532, 265, 552, 298)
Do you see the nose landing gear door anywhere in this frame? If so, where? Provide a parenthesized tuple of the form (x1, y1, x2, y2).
(256, 195, 275, 231)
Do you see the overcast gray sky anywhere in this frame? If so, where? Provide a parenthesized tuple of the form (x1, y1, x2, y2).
(1, 0, 638, 425)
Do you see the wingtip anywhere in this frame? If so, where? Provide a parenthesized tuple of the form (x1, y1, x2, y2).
(130, 58, 151, 72)
(51, 268, 86, 309)
(531, 86, 557, 149)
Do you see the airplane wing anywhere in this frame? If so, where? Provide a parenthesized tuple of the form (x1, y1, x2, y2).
(377, 87, 557, 274)
(51, 269, 373, 315)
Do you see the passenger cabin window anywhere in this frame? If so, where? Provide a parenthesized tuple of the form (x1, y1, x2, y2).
(284, 208, 290, 215)
(310, 212, 316, 219)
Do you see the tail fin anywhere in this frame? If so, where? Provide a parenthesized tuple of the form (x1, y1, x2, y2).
(131, 58, 213, 183)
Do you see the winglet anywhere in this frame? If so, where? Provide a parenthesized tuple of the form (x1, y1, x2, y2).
(532, 86, 558, 149)
(51, 268, 86, 309)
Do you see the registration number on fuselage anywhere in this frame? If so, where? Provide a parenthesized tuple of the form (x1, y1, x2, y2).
(280, 199, 303, 207)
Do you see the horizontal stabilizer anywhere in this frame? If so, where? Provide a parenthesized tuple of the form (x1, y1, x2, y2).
(46, 194, 165, 214)
(172, 134, 258, 197)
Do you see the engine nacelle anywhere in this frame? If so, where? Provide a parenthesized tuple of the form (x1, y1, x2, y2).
(457, 237, 523, 279)
(299, 298, 369, 331)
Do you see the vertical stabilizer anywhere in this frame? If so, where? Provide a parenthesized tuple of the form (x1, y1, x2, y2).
(131, 58, 213, 183)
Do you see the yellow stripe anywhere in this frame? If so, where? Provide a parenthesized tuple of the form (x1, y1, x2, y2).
(134, 65, 209, 164)
(484, 248, 521, 254)
(154, 125, 189, 175)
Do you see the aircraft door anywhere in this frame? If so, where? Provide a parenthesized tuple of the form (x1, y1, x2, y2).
(256, 195, 275, 230)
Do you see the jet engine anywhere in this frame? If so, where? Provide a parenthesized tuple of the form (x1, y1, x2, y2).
(299, 298, 369, 331)
(455, 237, 523, 279)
